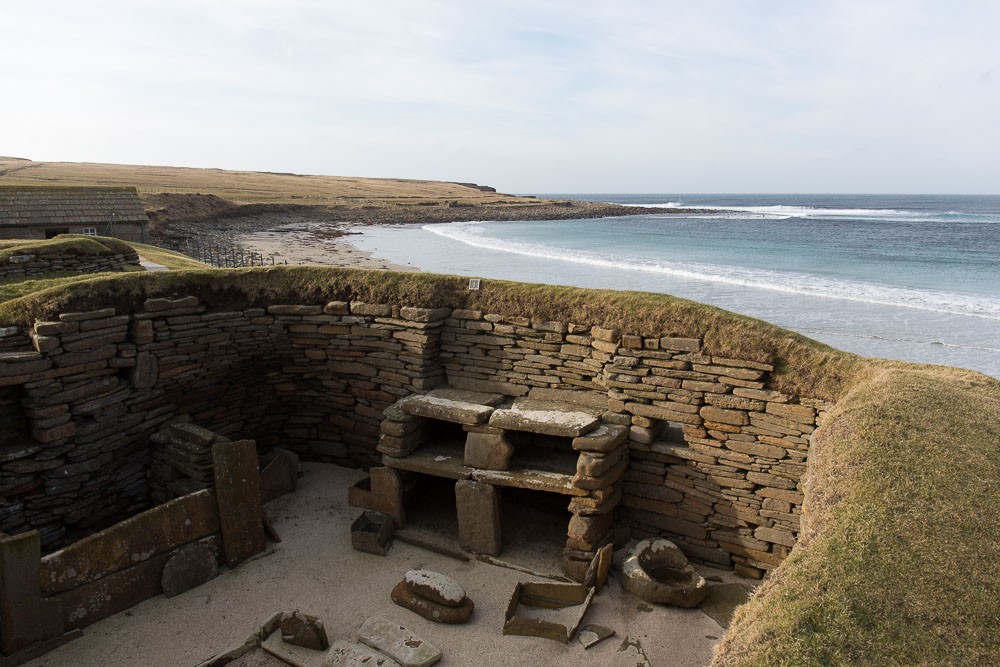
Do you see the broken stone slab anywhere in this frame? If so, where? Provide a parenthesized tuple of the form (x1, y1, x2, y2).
(489, 398, 601, 438)
(403, 570, 466, 607)
(583, 543, 614, 593)
(324, 639, 401, 667)
(161, 542, 220, 598)
(356, 616, 442, 667)
(391, 581, 474, 624)
(572, 424, 629, 453)
(577, 624, 615, 649)
(281, 611, 330, 650)
(620, 538, 707, 608)
(607, 637, 651, 667)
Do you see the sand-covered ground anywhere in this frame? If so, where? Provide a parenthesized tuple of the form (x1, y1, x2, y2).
(237, 220, 419, 271)
(32, 463, 746, 667)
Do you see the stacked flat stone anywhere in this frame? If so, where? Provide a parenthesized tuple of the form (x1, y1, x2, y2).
(0, 293, 828, 576)
(149, 421, 229, 502)
(391, 569, 474, 624)
(0, 251, 140, 280)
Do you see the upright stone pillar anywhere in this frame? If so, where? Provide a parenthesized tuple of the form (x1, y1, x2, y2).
(0, 531, 64, 655)
(456, 479, 501, 555)
(369, 467, 406, 528)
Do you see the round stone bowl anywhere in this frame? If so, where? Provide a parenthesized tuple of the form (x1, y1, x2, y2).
(621, 538, 708, 608)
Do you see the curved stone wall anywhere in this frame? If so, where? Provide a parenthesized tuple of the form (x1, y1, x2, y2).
(0, 289, 825, 576)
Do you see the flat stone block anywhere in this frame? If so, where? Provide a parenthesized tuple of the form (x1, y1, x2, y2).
(390, 582, 474, 624)
(489, 398, 600, 438)
(572, 424, 628, 453)
(356, 616, 442, 667)
(398, 392, 496, 425)
(455, 480, 501, 555)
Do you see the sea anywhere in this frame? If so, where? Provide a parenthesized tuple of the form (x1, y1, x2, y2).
(348, 194, 1000, 379)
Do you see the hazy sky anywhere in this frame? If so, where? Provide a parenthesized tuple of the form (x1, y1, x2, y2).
(3, 1, 998, 193)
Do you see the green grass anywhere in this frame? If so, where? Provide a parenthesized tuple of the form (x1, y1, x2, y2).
(0, 235, 205, 305)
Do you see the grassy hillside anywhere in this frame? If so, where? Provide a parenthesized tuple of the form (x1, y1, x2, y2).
(0, 157, 516, 206)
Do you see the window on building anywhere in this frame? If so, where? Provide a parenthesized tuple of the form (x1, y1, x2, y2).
(82, 227, 97, 236)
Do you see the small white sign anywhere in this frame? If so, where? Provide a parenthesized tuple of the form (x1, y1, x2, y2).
(468, 278, 481, 291)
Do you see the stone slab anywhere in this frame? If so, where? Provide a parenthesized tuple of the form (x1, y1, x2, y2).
(402, 570, 466, 607)
(40, 489, 220, 594)
(463, 431, 514, 470)
(472, 468, 586, 497)
(489, 398, 600, 438)
(398, 394, 495, 425)
(572, 424, 629, 453)
(0, 531, 65, 655)
(161, 541, 220, 598)
(383, 447, 471, 481)
(455, 480, 501, 556)
(356, 616, 442, 667)
(391, 582, 474, 624)
(577, 624, 615, 649)
(425, 387, 505, 406)
(369, 467, 408, 527)
(57, 551, 171, 631)
(213, 440, 265, 567)
(324, 639, 402, 667)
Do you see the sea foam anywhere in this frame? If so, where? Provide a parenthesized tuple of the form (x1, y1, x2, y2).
(423, 222, 1000, 321)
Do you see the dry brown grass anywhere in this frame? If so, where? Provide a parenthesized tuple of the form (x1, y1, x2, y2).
(0, 158, 523, 206)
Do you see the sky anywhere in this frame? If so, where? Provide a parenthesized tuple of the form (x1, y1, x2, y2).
(2, 1, 998, 194)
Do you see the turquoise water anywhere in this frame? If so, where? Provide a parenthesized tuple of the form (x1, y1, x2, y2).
(350, 195, 1000, 378)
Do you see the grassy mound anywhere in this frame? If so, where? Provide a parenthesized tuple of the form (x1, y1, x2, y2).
(0, 235, 136, 262)
(713, 366, 1000, 666)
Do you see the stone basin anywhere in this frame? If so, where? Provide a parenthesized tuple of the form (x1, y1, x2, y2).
(621, 538, 707, 608)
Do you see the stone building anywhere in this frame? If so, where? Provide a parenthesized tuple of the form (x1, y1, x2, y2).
(0, 186, 149, 242)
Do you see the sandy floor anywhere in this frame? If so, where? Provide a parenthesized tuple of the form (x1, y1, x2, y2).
(31, 463, 741, 667)
(238, 221, 419, 271)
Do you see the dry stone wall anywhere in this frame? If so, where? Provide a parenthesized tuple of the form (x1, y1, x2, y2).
(0, 250, 140, 279)
(0, 293, 827, 575)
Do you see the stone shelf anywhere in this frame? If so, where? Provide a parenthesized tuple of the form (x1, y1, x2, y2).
(383, 442, 585, 496)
